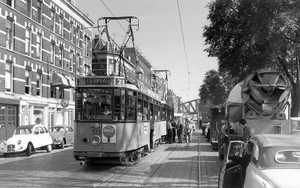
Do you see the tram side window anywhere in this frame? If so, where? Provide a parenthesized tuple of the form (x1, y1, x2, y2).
(120, 90, 125, 120)
(126, 91, 136, 120)
(113, 89, 121, 120)
(137, 99, 143, 122)
(161, 107, 166, 121)
(157, 105, 161, 121)
(143, 100, 149, 121)
(154, 103, 159, 121)
(150, 103, 154, 120)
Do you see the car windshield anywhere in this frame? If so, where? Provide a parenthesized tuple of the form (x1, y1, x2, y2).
(50, 127, 64, 132)
(261, 147, 300, 169)
(15, 128, 32, 135)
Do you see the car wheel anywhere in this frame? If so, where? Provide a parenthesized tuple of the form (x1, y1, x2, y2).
(26, 143, 33, 156)
(3, 153, 7, 158)
(60, 141, 65, 149)
(46, 144, 52, 152)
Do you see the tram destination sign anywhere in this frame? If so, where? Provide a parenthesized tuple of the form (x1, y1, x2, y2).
(78, 77, 125, 86)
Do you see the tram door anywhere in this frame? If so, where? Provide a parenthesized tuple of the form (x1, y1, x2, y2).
(0, 105, 18, 141)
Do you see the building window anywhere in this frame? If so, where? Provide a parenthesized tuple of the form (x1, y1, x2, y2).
(84, 64, 90, 76)
(37, 1, 42, 23)
(6, 18, 14, 50)
(76, 26, 80, 46)
(70, 22, 73, 41)
(51, 9, 56, 32)
(58, 45, 63, 67)
(36, 33, 42, 59)
(50, 86, 56, 98)
(25, 70, 31, 95)
(76, 53, 80, 74)
(5, 61, 13, 92)
(59, 87, 63, 99)
(58, 15, 63, 36)
(70, 88, 74, 102)
(25, 28, 31, 55)
(69, 50, 74, 72)
(50, 42, 55, 64)
(6, 0, 14, 7)
(36, 72, 42, 96)
(27, 0, 32, 18)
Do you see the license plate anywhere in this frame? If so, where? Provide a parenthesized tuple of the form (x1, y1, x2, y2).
(7, 147, 15, 152)
(92, 129, 101, 136)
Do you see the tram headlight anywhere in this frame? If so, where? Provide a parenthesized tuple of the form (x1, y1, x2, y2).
(83, 138, 89, 143)
(91, 136, 101, 145)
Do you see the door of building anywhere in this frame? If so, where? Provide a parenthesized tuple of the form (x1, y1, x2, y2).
(0, 105, 18, 141)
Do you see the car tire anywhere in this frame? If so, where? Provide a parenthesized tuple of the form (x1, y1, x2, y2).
(46, 144, 52, 153)
(26, 143, 33, 156)
(60, 140, 65, 149)
(3, 153, 7, 158)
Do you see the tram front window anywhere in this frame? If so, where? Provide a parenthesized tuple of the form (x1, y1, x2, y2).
(77, 88, 113, 120)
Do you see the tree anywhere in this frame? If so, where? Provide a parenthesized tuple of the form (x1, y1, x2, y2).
(199, 70, 227, 105)
(203, 0, 300, 116)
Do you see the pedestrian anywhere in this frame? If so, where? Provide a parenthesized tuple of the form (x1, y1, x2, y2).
(238, 118, 255, 178)
(171, 119, 176, 143)
(199, 118, 202, 130)
(150, 115, 155, 151)
(239, 118, 255, 143)
(184, 119, 193, 146)
(177, 120, 184, 143)
(206, 120, 210, 141)
(167, 120, 173, 144)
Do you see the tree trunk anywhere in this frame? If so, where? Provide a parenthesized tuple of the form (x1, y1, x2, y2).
(291, 86, 299, 117)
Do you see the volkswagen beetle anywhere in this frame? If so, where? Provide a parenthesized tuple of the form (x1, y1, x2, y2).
(218, 134, 300, 188)
(49, 125, 74, 149)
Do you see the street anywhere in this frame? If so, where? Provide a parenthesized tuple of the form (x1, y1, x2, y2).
(0, 130, 221, 188)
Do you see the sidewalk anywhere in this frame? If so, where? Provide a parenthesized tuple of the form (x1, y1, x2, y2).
(130, 128, 222, 188)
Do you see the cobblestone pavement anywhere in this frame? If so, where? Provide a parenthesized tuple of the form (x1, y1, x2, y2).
(0, 129, 221, 188)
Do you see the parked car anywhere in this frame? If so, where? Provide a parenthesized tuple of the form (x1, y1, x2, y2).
(49, 125, 74, 149)
(1, 125, 53, 157)
(218, 134, 300, 188)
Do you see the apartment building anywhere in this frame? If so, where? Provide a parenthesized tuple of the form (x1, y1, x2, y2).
(0, 0, 93, 140)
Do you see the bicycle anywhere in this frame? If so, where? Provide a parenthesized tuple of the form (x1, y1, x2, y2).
(186, 132, 191, 146)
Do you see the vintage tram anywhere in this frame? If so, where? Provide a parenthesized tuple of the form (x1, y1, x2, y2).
(73, 76, 173, 164)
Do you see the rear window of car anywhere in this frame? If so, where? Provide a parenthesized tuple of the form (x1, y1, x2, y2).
(275, 150, 300, 163)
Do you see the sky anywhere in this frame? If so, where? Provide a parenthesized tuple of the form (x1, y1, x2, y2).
(76, 0, 218, 102)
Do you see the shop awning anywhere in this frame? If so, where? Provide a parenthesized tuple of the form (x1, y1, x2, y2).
(52, 72, 75, 88)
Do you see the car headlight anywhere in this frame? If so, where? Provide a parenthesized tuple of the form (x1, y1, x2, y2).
(54, 137, 62, 142)
(17, 140, 21, 145)
(0, 141, 7, 146)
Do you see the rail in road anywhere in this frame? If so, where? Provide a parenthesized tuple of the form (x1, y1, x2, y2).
(0, 129, 221, 188)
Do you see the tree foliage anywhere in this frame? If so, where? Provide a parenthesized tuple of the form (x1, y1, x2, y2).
(203, 0, 300, 116)
(199, 70, 227, 105)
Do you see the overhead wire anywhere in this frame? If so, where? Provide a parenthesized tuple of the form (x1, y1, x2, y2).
(176, 0, 190, 98)
(100, 0, 126, 32)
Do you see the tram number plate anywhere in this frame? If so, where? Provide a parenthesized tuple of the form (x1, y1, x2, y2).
(92, 129, 101, 136)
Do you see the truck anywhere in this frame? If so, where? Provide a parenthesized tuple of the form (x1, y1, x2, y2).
(209, 106, 226, 150)
(218, 68, 296, 159)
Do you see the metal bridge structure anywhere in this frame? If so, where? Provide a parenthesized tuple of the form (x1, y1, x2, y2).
(177, 99, 211, 122)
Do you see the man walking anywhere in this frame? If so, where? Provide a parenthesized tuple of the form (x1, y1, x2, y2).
(167, 120, 173, 144)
